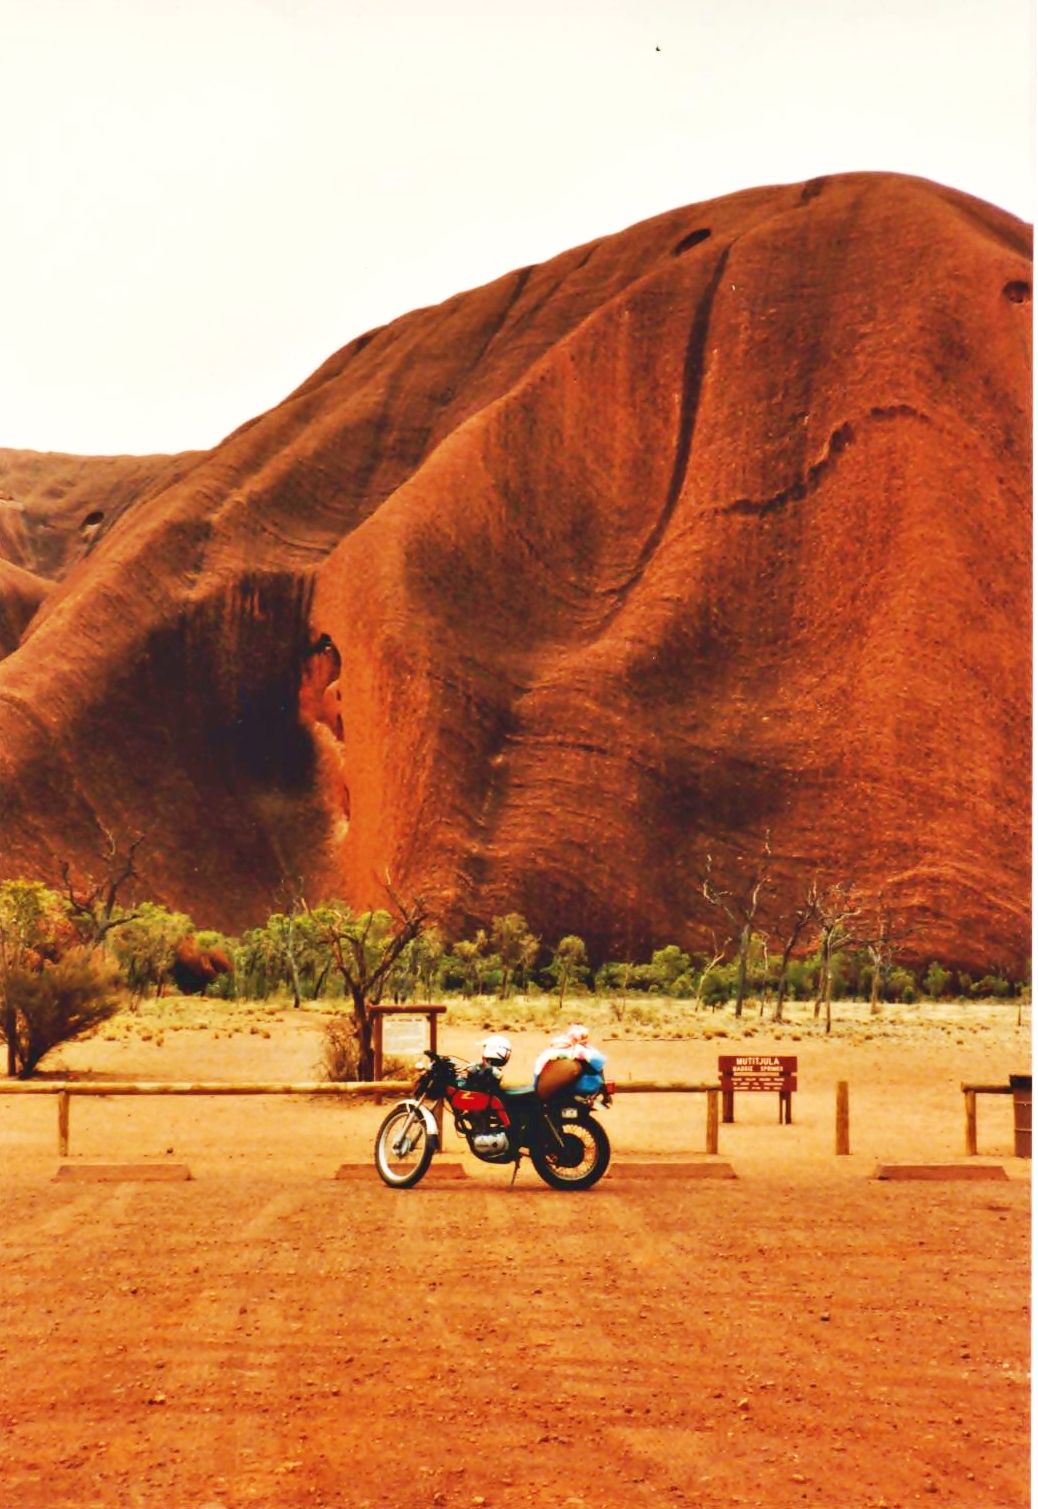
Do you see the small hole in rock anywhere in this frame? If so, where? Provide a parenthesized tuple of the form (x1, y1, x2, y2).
(80, 510, 104, 531)
(672, 228, 712, 256)
(1003, 280, 1031, 304)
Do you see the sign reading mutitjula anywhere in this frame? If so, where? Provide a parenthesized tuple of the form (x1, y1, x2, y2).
(719, 1055, 798, 1124)
(719, 1055, 798, 1091)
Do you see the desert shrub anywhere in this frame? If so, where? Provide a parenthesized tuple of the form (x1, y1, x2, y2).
(322, 1015, 361, 1081)
(973, 974, 1011, 999)
(699, 964, 736, 1007)
(923, 961, 952, 999)
(1, 948, 120, 1077)
(643, 945, 691, 995)
(320, 1017, 412, 1082)
(888, 967, 917, 1003)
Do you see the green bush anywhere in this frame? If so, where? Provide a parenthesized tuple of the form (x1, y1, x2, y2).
(1, 948, 120, 1077)
(699, 965, 735, 1007)
(923, 961, 952, 999)
(973, 974, 1011, 999)
(888, 967, 917, 1004)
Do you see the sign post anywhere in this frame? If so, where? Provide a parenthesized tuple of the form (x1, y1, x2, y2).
(369, 1005, 447, 1080)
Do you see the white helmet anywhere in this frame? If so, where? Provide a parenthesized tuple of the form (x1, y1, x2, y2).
(481, 1034, 512, 1067)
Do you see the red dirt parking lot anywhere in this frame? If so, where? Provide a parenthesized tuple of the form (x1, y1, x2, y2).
(0, 1007, 1030, 1508)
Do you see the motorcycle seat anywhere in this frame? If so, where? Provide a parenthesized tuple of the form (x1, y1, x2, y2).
(501, 1085, 538, 1102)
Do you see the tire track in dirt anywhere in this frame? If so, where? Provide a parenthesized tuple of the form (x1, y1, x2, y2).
(4, 1183, 138, 1246)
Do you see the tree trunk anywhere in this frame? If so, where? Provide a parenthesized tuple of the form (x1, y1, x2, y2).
(351, 989, 375, 1080)
(773, 942, 795, 1023)
(734, 925, 750, 1018)
(288, 953, 302, 1010)
(870, 962, 882, 1016)
(813, 955, 827, 1021)
(5, 1004, 17, 1077)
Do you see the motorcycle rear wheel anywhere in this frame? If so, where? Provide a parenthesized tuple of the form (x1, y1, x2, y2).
(374, 1105, 434, 1188)
(531, 1115, 610, 1190)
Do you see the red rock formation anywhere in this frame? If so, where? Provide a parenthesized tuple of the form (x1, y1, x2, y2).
(0, 559, 50, 657)
(0, 174, 1030, 971)
(0, 449, 201, 592)
(170, 938, 233, 996)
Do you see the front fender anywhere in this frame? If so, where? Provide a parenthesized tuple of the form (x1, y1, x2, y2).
(399, 1099, 440, 1151)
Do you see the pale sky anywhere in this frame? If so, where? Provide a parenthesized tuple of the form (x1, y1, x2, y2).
(2, 0, 1033, 456)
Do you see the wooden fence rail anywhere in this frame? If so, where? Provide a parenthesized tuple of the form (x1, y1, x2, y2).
(0, 1080, 723, 1157)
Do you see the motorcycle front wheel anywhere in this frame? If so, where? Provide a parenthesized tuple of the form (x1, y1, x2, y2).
(374, 1105, 435, 1188)
(531, 1115, 611, 1191)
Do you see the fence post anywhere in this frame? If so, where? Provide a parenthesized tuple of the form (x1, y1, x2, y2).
(706, 1088, 719, 1154)
(58, 1091, 70, 1157)
(964, 1089, 978, 1155)
(835, 1081, 850, 1155)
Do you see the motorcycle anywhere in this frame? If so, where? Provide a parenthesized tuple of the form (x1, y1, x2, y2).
(373, 1049, 614, 1190)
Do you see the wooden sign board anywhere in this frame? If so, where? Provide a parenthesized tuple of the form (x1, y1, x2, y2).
(718, 1055, 798, 1124)
(381, 1014, 429, 1059)
(719, 1054, 798, 1090)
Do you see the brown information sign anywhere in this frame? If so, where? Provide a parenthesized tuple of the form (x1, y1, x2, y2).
(718, 1055, 797, 1124)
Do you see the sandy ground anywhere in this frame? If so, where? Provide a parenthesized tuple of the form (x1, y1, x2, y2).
(0, 999, 1029, 1508)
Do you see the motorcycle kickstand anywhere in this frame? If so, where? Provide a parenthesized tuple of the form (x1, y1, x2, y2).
(509, 1152, 523, 1187)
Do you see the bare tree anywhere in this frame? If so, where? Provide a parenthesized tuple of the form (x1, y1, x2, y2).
(771, 879, 822, 1023)
(860, 902, 905, 1016)
(701, 833, 772, 1018)
(60, 826, 145, 948)
(813, 883, 863, 1034)
(309, 881, 429, 1080)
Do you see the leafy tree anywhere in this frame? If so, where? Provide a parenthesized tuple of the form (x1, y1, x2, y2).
(699, 962, 737, 1008)
(0, 881, 73, 1076)
(453, 929, 491, 997)
(973, 974, 1011, 999)
(491, 913, 540, 998)
(111, 902, 193, 1003)
(922, 961, 952, 1000)
(0, 880, 119, 1078)
(3, 950, 120, 1078)
(411, 926, 446, 1002)
(644, 945, 691, 996)
(236, 906, 336, 1002)
(887, 966, 918, 1003)
(547, 935, 588, 1010)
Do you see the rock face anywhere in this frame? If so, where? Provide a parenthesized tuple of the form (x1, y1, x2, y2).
(0, 173, 1030, 970)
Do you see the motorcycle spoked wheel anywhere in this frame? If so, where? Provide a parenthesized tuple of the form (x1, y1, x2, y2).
(530, 1115, 611, 1190)
(374, 1105, 435, 1188)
